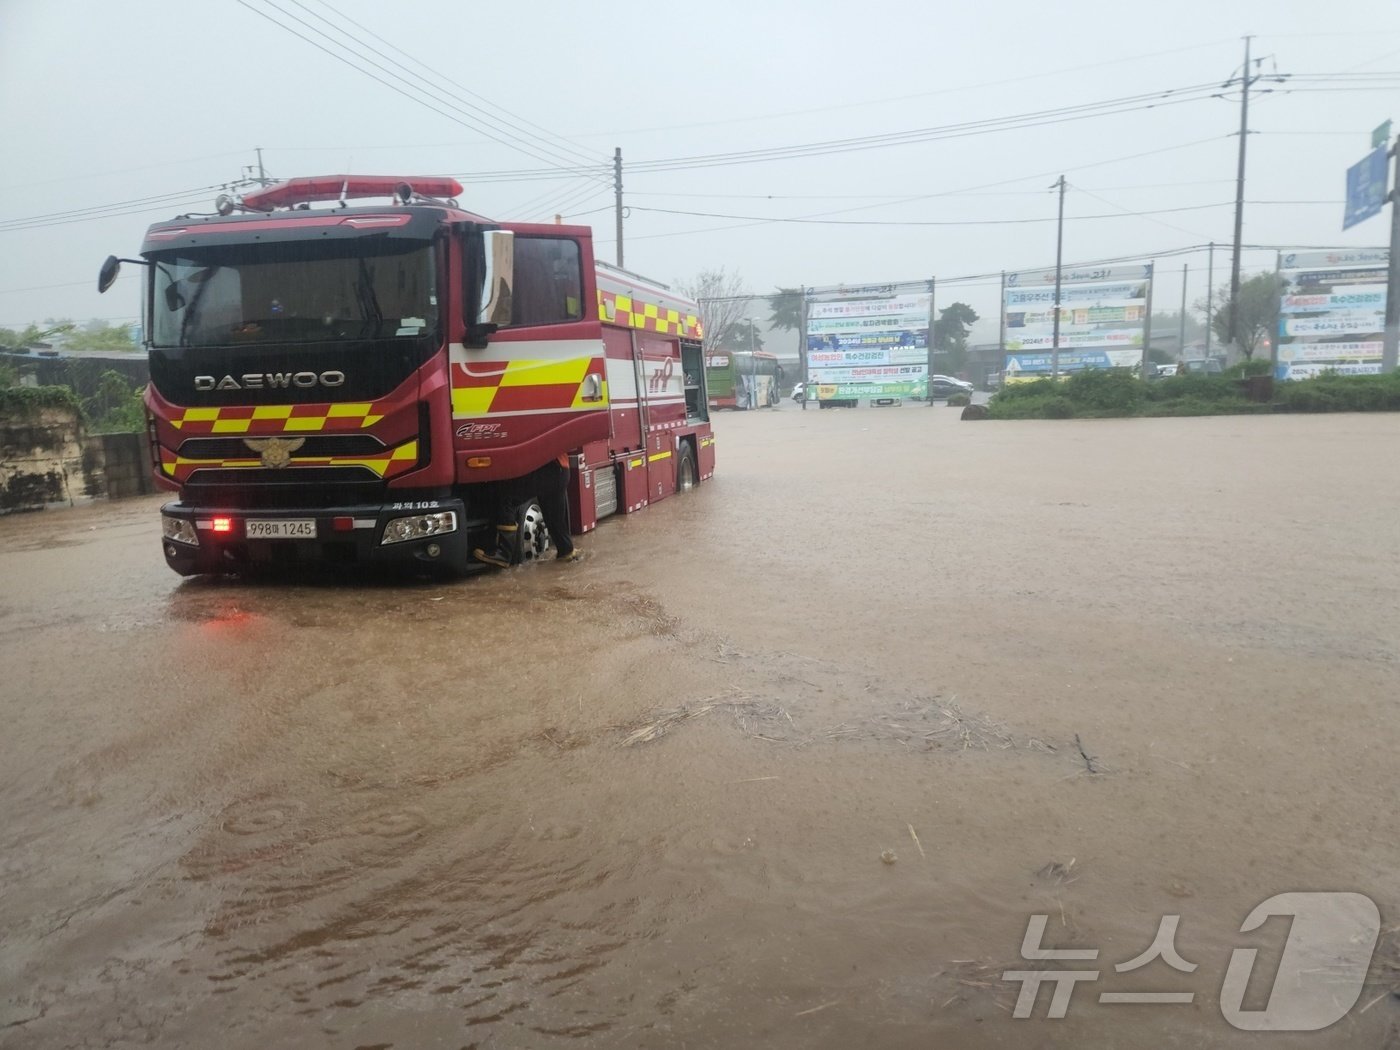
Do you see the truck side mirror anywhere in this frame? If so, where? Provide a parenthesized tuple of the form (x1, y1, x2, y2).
(97, 255, 121, 293)
(467, 230, 514, 347)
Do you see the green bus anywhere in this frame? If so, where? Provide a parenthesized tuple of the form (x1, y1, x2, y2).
(706, 350, 783, 409)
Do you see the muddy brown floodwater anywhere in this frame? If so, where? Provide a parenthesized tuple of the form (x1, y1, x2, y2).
(2, 405, 1399, 1048)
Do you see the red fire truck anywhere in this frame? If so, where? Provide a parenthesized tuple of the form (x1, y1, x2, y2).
(97, 175, 716, 576)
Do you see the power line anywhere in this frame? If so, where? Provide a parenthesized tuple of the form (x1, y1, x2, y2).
(450, 84, 1233, 184)
(626, 180, 1238, 201)
(0, 153, 248, 195)
(247, 0, 587, 171)
(500, 176, 608, 222)
(0, 274, 137, 296)
(523, 184, 610, 224)
(596, 136, 1228, 245)
(297, 0, 602, 169)
(571, 38, 1240, 138)
(626, 202, 1236, 227)
(0, 185, 226, 228)
(232, 0, 612, 182)
(0, 188, 226, 235)
(286, 0, 604, 171)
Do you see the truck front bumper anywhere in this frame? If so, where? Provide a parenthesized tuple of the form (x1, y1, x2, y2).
(158, 499, 478, 576)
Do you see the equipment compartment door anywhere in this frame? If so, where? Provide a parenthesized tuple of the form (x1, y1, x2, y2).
(604, 326, 643, 456)
(636, 333, 682, 504)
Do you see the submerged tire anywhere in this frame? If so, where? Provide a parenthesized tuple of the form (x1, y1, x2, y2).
(516, 500, 552, 562)
(676, 444, 698, 492)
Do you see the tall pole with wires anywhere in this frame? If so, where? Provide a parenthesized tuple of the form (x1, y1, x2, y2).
(614, 148, 624, 269)
(1205, 242, 1215, 357)
(1178, 263, 1189, 357)
(1142, 263, 1155, 380)
(1228, 35, 1254, 358)
(1384, 131, 1400, 374)
(1051, 175, 1067, 380)
(925, 277, 937, 404)
(799, 287, 810, 412)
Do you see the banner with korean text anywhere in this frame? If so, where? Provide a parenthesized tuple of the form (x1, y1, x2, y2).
(805, 287, 932, 401)
(1275, 249, 1389, 380)
(1002, 264, 1151, 380)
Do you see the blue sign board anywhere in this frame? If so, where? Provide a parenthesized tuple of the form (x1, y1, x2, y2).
(1343, 146, 1388, 230)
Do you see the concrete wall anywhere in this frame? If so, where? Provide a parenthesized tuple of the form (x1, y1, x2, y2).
(0, 406, 85, 512)
(1, 405, 158, 511)
(82, 431, 157, 500)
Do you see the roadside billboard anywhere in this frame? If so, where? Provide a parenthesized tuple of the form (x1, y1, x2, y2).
(1002, 264, 1151, 379)
(1275, 249, 1389, 380)
(805, 288, 931, 401)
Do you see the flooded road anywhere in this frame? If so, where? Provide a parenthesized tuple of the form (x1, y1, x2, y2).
(3, 405, 1399, 1048)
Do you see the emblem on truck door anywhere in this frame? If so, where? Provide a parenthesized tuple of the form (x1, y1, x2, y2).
(243, 437, 306, 468)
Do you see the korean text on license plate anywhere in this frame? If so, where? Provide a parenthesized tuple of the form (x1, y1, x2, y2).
(245, 519, 316, 539)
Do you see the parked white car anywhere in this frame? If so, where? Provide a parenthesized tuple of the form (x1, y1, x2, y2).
(929, 375, 974, 398)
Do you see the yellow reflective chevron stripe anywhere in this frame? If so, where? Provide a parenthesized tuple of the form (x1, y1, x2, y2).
(596, 289, 702, 338)
(168, 402, 384, 432)
(164, 439, 419, 479)
(496, 358, 591, 387)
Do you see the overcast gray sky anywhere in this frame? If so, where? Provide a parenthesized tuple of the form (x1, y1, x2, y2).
(3, 0, 1398, 342)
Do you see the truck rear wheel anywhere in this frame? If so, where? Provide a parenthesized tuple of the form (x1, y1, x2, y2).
(676, 444, 698, 492)
(517, 500, 552, 562)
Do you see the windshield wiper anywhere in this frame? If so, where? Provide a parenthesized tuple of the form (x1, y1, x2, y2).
(177, 266, 219, 345)
(355, 258, 383, 336)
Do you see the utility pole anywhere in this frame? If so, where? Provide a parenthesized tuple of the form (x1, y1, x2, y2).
(1228, 35, 1255, 358)
(1384, 131, 1400, 373)
(1141, 263, 1155, 380)
(1205, 242, 1215, 357)
(750, 320, 757, 409)
(1051, 175, 1067, 379)
(925, 276, 937, 404)
(799, 286, 809, 411)
(255, 147, 269, 186)
(997, 270, 1007, 388)
(1178, 263, 1189, 357)
(614, 147, 624, 269)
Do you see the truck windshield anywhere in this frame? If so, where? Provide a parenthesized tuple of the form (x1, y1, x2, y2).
(149, 240, 437, 348)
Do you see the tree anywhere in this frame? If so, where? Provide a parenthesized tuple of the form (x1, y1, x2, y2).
(63, 319, 138, 353)
(932, 302, 979, 372)
(0, 322, 73, 351)
(716, 319, 765, 353)
(765, 287, 804, 332)
(83, 369, 138, 422)
(679, 268, 752, 351)
(1150, 311, 1206, 345)
(1196, 274, 1282, 360)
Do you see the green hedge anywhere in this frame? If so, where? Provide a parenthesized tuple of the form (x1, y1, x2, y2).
(0, 385, 83, 418)
(1271, 372, 1400, 412)
(988, 368, 1400, 420)
(0, 379, 147, 432)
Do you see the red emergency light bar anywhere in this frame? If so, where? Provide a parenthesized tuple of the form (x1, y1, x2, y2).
(241, 175, 464, 211)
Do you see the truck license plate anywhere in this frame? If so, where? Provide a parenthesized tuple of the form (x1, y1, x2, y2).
(245, 519, 317, 539)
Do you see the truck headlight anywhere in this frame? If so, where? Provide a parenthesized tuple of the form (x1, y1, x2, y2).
(380, 511, 458, 545)
(161, 516, 198, 546)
